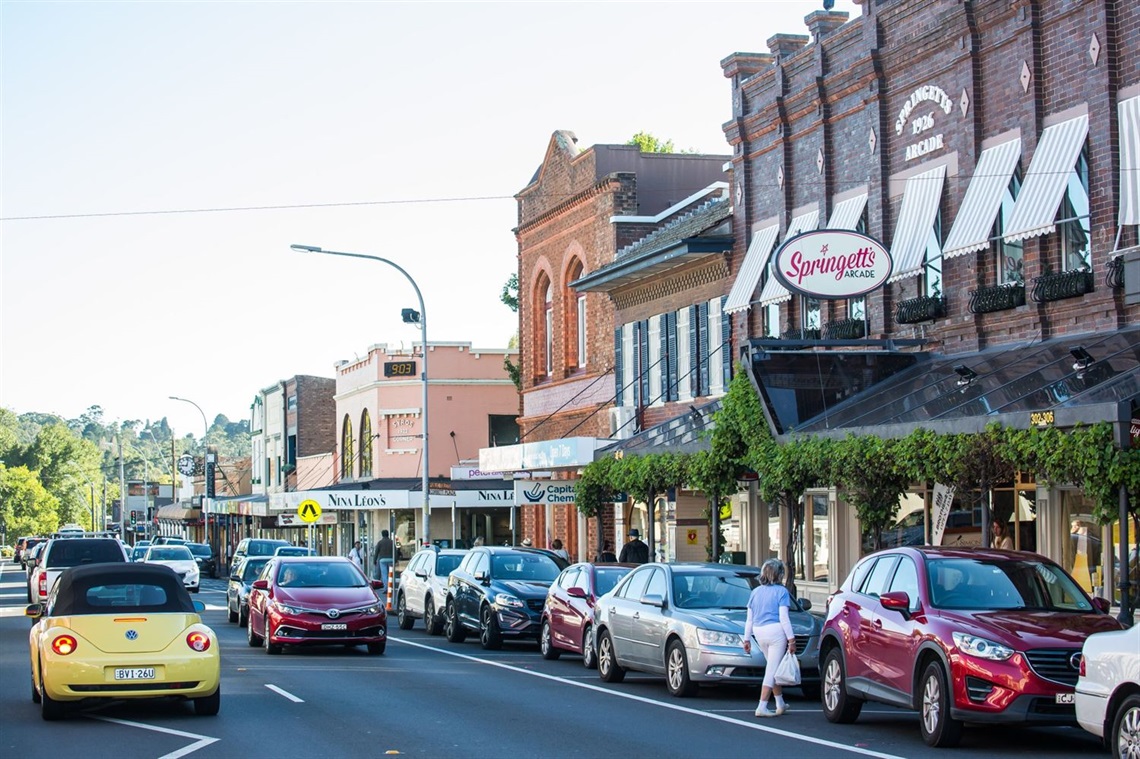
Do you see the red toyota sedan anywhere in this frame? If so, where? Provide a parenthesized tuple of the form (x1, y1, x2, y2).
(540, 562, 634, 667)
(247, 557, 387, 655)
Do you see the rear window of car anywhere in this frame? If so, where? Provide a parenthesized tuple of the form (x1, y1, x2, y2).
(86, 583, 170, 608)
(150, 546, 193, 561)
(186, 544, 213, 558)
(247, 541, 289, 556)
(435, 554, 464, 576)
(594, 567, 632, 596)
(46, 540, 125, 567)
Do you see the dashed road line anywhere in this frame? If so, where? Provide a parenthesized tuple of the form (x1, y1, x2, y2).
(264, 683, 305, 703)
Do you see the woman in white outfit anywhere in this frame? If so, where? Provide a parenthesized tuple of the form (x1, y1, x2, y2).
(742, 559, 797, 717)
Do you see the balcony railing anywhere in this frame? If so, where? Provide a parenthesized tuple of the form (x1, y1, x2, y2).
(895, 295, 946, 324)
(1031, 268, 1094, 303)
(969, 283, 1025, 314)
(825, 318, 867, 340)
(781, 327, 821, 341)
(1106, 257, 1125, 290)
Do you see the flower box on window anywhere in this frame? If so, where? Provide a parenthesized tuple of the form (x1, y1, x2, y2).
(969, 283, 1025, 314)
(1106, 257, 1124, 290)
(781, 327, 821, 341)
(895, 295, 946, 324)
(825, 318, 867, 340)
(1031, 268, 1093, 303)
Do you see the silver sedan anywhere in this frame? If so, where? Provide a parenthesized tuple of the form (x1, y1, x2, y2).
(593, 562, 821, 698)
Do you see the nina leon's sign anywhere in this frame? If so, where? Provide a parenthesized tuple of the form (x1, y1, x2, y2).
(773, 229, 893, 300)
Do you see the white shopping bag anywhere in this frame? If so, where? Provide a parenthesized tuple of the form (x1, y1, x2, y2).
(774, 651, 801, 686)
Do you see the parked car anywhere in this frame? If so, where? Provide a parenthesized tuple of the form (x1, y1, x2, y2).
(26, 562, 220, 720)
(143, 545, 200, 593)
(819, 546, 1122, 748)
(1076, 623, 1140, 758)
(274, 546, 316, 557)
(234, 537, 291, 559)
(226, 556, 270, 627)
(443, 546, 563, 650)
(28, 538, 130, 604)
(185, 543, 216, 578)
(246, 557, 387, 655)
(17, 537, 45, 570)
(396, 547, 468, 634)
(130, 545, 148, 562)
(541, 562, 634, 667)
(152, 536, 187, 546)
(593, 562, 822, 698)
(24, 542, 47, 579)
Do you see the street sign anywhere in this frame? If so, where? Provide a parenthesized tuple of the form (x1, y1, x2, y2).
(298, 499, 322, 523)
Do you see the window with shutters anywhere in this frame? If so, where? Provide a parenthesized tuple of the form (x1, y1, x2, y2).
(677, 308, 692, 401)
(696, 302, 709, 398)
(664, 311, 677, 402)
(648, 315, 663, 405)
(708, 297, 725, 396)
(622, 323, 635, 406)
(614, 328, 624, 406)
(636, 320, 650, 408)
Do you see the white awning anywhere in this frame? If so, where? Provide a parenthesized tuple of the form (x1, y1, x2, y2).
(888, 164, 947, 283)
(723, 223, 779, 313)
(942, 138, 1022, 259)
(758, 210, 820, 306)
(784, 209, 819, 239)
(1120, 96, 1140, 227)
(827, 193, 868, 230)
(1003, 114, 1089, 242)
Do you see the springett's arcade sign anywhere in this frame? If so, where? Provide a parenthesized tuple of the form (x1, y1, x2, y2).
(773, 229, 893, 299)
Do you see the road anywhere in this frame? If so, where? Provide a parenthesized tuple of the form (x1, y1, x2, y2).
(0, 559, 1107, 759)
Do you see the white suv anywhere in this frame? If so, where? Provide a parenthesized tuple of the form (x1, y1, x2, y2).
(28, 537, 130, 603)
(1076, 623, 1140, 756)
(395, 547, 467, 634)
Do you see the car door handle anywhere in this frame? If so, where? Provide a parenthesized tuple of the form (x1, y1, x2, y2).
(632, 612, 640, 620)
(608, 606, 615, 614)
(872, 619, 883, 629)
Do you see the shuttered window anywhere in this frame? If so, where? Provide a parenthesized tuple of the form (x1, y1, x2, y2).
(721, 307, 733, 389)
(677, 307, 692, 401)
(696, 302, 709, 398)
(648, 315, 663, 406)
(614, 327, 624, 406)
(665, 311, 678, 402)
(708, 297, 725, 396)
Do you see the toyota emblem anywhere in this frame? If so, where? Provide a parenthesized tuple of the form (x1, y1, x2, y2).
(1070, 652, 1083, 670)
(326, 608, 340, 619)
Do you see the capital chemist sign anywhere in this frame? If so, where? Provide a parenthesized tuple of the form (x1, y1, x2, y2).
(772, 229, 893, 300)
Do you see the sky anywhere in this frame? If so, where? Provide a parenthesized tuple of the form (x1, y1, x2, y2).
(1, 0, 839, 438)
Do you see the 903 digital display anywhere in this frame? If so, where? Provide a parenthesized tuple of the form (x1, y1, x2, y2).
(384, 360, 417, 378)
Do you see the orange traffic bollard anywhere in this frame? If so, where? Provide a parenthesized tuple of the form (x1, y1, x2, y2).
(386, 564, 395, 610)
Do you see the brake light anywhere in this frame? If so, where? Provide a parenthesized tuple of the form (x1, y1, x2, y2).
(38, 573, 47, 597)
(186, 631, 211, 652)
(52, 635, 78, 655)
(1079, 654, 1086, 677)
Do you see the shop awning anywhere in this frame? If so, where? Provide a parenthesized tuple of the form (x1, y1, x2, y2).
(785, 208, 820, 239)
(943, 138, 1022, 259)
(598, 399, 722, 457)
(757, 210, 820, 307)
(887, 164, 947, 282)
(724, 222, 780, 313)
(157, 505, 201, 522)
(826, 193, 868, 230)
(1003, 113, 1089, 242)
(1120, 96, 1140, 228)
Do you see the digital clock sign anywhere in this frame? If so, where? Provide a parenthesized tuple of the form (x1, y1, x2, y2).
(384, 360, 417, 378)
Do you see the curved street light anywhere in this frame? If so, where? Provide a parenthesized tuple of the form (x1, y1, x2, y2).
(291, 243, 431, 549)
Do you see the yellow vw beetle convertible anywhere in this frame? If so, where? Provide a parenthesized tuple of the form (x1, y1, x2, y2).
(27, 562, 220, 720)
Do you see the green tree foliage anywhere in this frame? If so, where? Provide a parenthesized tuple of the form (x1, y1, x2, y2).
(628, 131, 676, 153)
(831, 435, 913, 552)
(0, 465, 61, 535)
(500, 272, 521, 390)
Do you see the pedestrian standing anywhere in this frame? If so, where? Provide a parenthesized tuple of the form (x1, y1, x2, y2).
(373, 530, 395, 582)
(551, 538, 570, 561)
(348, 540, 364, 569)
(618, 528, 649, 564)
(743, 559, 796, 717)
(596, 540, 618, 563)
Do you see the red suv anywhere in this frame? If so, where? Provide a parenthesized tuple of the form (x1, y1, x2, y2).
(819, 547, 1121, 747)
(540, 562, 634, 667)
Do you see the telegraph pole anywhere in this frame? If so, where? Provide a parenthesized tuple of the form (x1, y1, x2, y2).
(118, 430, 127, 538)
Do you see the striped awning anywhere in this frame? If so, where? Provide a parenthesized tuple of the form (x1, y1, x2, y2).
(784, 208, 819, 238)
(943, 138, 1022, 259)
(1003, 114, 1089, 242)
(758, 209, 820, 306)
(888, 164, 947, 283)
(724, 223, 780, 313)
(827, 193, 868, 230)
(1120, 96, 1140, 227)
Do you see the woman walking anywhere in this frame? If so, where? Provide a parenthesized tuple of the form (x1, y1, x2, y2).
(742, 559, 797, 717)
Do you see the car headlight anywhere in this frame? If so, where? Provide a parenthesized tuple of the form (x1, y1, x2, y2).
(273, 601, 304, 615)
(363, 605, 382, 616)
(697, 629, 744, 647)
(952, 632, 1014, 661)
(494, 593, 525, 609)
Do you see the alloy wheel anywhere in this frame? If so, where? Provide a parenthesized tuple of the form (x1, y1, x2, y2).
(922, 671, 941, 735)
(824, 656, 842, 713)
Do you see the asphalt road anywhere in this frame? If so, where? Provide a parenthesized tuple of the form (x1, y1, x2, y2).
(0, 558, 1108, 759)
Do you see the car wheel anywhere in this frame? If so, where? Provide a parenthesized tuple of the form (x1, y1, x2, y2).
(1110, 692, 1140, 759)
(239, 605, 249, 629)
(666, 639, 699, 697)
(31, 671, 41, 704)
(247, 613, 263, 647)
(397, 593, 414, 630)
(919, 661, 963, 748)
(40, 671, 65, 721)
(444, 600, 466, 643)
(227, 603, 238, 624)
(367, 641, 386, 656)
(582, 624, 597, 670)
(540, 619, 561, 660)
(821, 648, 862, 723)
(264, 619, 282, 655)
(597, 629, 625, 683)
(425, 597, 443, 636)
(194, 686, 220, 716)
(480, 604, 503, 650)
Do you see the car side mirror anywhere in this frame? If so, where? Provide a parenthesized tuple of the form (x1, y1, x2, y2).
(797, 597, 813, 612)
(370, 580, 386, 591)
(252, 579, 269, 590)
(1091, 597, 1111, 614)
(566, 587, 587, 599)
(415, 571, 428, 579)
(640, 593, 665, 608)
(474, 570, 489, 584)
(25, 603, 44, 619)
(880, 591, 911, 617)
(192, 600, 206, 612)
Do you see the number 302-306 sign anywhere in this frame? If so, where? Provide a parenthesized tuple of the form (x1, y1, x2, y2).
(384, 360, 417, 378)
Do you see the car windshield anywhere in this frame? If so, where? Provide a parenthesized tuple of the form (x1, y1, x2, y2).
(595, 567, 632, 596)
(275, 547, 311, 556)
(186, 543, 212, 558)
(672, 570, 758, 609)
(927, 557, 1094, 612)
(248, 541, 288, 556)
(149, 546, 193, 561)
(46, 541, 125, 567)
(435, 554, 464, 576)
(131, 547, 147, 559)
(241, 559, 270, 582)
(491, 553, 562, 581)
(276, 562, 365, 588)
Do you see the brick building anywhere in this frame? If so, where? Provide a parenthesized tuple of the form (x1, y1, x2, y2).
(720, 0, 1139, 605)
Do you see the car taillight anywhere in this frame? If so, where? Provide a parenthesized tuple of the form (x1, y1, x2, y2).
(38, 573, 47, 597)
(186, 631, 211, 652)
(1078, 654, 1086, 677)
(52, 635, 78, 655)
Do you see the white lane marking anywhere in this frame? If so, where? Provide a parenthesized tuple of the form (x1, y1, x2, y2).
(393, 638, 904, 759)
(264, 683, 305, 703)
(92, 716, 219, 759)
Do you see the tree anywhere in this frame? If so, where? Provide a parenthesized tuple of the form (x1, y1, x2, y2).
(501, 272, 521, 390)
(0, 465, 60, 536)
(831, 436, 913, 552)
(628, 131, 676, 153)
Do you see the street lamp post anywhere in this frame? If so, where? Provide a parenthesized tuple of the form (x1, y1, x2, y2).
(291, 244, 432, 549)
(169, 396, 211, 546)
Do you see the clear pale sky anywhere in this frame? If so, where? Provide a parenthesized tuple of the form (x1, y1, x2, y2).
(2, 0, 834, 437)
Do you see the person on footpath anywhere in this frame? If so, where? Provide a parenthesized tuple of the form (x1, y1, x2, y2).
(596, 540, 618, 562)
(742, 559, 797, 717)
(618, 528, 649, 564)
(551, 538, 570, 561)
(373, 530, 395, 583)
(348, 540, 364, 569)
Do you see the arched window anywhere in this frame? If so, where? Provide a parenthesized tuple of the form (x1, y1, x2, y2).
(533, 273, 553, 380)
(341, 414, 354, 481)
(359, 409, 373, 478)
(565, 259, 586, 369)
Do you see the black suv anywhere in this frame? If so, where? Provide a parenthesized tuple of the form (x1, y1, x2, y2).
(443, 546, 565, 650)
(186, 542, 217, 578)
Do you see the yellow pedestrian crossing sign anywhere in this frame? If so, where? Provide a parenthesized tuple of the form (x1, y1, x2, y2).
(298, 499, 322, 523)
